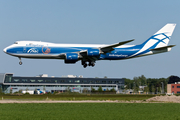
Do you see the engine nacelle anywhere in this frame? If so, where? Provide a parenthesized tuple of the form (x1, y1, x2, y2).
(64, 53, 79, 64)
(87, 49, 100, 57)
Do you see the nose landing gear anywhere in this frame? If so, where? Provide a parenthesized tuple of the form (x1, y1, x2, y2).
(19, 57, 22, 65)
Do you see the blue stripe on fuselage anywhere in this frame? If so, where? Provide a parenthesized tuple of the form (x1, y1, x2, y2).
(6, 45, 142, 60)
(100, 45, 141, 60)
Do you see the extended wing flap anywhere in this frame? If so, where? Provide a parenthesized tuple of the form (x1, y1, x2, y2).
(100, 39, 134, 53)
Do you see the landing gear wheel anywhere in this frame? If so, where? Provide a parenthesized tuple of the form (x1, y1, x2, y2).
(19, 61, 22, 65)
(89, 61, 95, 67)
(83, 64, 87, 68)
(91, 63, 95, 67)
(81, 60, 95, 68)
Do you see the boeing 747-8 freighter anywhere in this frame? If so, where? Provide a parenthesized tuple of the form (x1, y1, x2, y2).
(3, 23, 176, 68)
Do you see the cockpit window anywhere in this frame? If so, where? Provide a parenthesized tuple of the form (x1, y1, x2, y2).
(14, 42, 18, 44)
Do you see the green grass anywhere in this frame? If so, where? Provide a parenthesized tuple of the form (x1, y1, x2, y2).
(0, 94, 155, 101)
(0, 103, 179, 120)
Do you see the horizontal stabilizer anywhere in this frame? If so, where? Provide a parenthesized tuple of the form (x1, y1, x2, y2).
(149, 45, 175, 51)
(149, 45, 175, 54)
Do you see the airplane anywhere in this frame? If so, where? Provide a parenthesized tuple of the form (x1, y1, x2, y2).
(3, 23, 176, 68)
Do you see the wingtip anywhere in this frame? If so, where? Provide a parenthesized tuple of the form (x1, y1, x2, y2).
(128, 39, 135, 42)
(118, 39, 135, 44)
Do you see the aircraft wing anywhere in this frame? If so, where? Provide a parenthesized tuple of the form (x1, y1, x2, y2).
(58, 39, 134, 61)
(100, 39, 134, 53)
(79, 39, 134, 55)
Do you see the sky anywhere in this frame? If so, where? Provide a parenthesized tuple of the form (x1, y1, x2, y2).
(0, 0, 180, 79)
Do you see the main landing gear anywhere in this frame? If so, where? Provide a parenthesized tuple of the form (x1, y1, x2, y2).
(82, 60, 95, 68)
(19, 57, 22, 65)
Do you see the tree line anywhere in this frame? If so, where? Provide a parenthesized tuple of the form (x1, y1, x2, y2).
(124, 75, 180, 93)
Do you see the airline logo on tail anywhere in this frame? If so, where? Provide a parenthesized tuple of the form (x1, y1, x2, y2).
(151, 33, 169, 45)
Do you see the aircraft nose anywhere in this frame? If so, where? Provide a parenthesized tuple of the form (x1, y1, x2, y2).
(3, 48, 7, 53)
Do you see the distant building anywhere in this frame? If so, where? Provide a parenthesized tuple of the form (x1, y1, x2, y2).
(139, 86, 147, 90)
(0, 73, 124, 94)
(167, 82, 180, 94)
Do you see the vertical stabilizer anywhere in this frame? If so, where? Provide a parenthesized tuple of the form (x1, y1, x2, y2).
(129, 23, 176, 57)
(140, 23, 176, 50)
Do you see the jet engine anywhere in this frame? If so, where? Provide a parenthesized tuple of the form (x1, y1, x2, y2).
(64, 53, 79, 64)
(87, 49, 100, 57)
